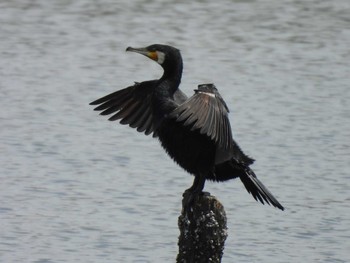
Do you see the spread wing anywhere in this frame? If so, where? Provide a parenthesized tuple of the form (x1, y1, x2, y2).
(90, 80, 157, 136)
(169, 84, 254, 165)
(169, 84, 233, 149)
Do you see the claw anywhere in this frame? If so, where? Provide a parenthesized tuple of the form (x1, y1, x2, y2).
(182, 189, 211, 217)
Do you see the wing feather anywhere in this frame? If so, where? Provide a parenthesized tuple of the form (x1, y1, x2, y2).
(208, 100, 217, 139)
(169, 84, 233, 151)
(169, 84, 255, 165)
(129, 103, 149, 128)
(90, 80, 157, 136)
(107, 98, 135, 121)
(196, 99, 209, 133)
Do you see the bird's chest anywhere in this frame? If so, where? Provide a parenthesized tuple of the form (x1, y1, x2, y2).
(157, 118, 216, 175)
(151, 92, 177, 129)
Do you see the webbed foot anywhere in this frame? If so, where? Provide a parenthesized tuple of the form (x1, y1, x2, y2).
(182, 175, 207, 216)
(182, 189, 211, 216)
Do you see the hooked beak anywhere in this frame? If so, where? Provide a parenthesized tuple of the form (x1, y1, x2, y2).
(126, 46, 158, 61)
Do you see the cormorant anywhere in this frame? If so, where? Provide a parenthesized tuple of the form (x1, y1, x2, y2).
(90, 44, 284, 211)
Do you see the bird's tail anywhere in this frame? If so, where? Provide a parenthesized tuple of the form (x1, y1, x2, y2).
(239, 166, 284, 211)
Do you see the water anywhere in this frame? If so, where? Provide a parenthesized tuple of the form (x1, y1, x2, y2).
(1, 0, 349, 262)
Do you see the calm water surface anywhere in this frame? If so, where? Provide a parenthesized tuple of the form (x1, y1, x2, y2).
(1, 0, 349, 262)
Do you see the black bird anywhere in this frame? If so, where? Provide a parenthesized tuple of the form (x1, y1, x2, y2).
(90, 44, 284, 211)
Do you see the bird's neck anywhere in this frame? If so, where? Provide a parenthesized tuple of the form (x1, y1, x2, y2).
(152, 61, 183, 123)
(160, 60, 183, 93)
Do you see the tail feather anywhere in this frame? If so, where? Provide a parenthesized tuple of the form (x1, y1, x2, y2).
(240, 167, 284, 211)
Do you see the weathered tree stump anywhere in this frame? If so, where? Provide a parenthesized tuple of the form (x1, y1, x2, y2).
(177, 193, 228, 263)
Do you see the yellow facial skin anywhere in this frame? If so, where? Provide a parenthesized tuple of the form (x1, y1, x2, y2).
(147, 51, 158, 61)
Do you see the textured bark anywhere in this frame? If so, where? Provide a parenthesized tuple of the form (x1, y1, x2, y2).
(177, 194, 228, 263)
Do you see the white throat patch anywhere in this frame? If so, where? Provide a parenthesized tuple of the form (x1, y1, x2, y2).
(156, 51, 165, 64)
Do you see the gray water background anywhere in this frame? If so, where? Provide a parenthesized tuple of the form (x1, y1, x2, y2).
(1, 0, 349, 262)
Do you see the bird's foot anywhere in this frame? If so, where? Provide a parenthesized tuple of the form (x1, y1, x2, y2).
(182, 190, 211, 217)
(182, 190, 196, 217)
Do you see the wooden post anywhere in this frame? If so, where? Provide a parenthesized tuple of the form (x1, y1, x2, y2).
(177, 193, 228, 263)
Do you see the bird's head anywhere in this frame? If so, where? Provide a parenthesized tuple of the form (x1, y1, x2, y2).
(126, 44, 182, 72)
